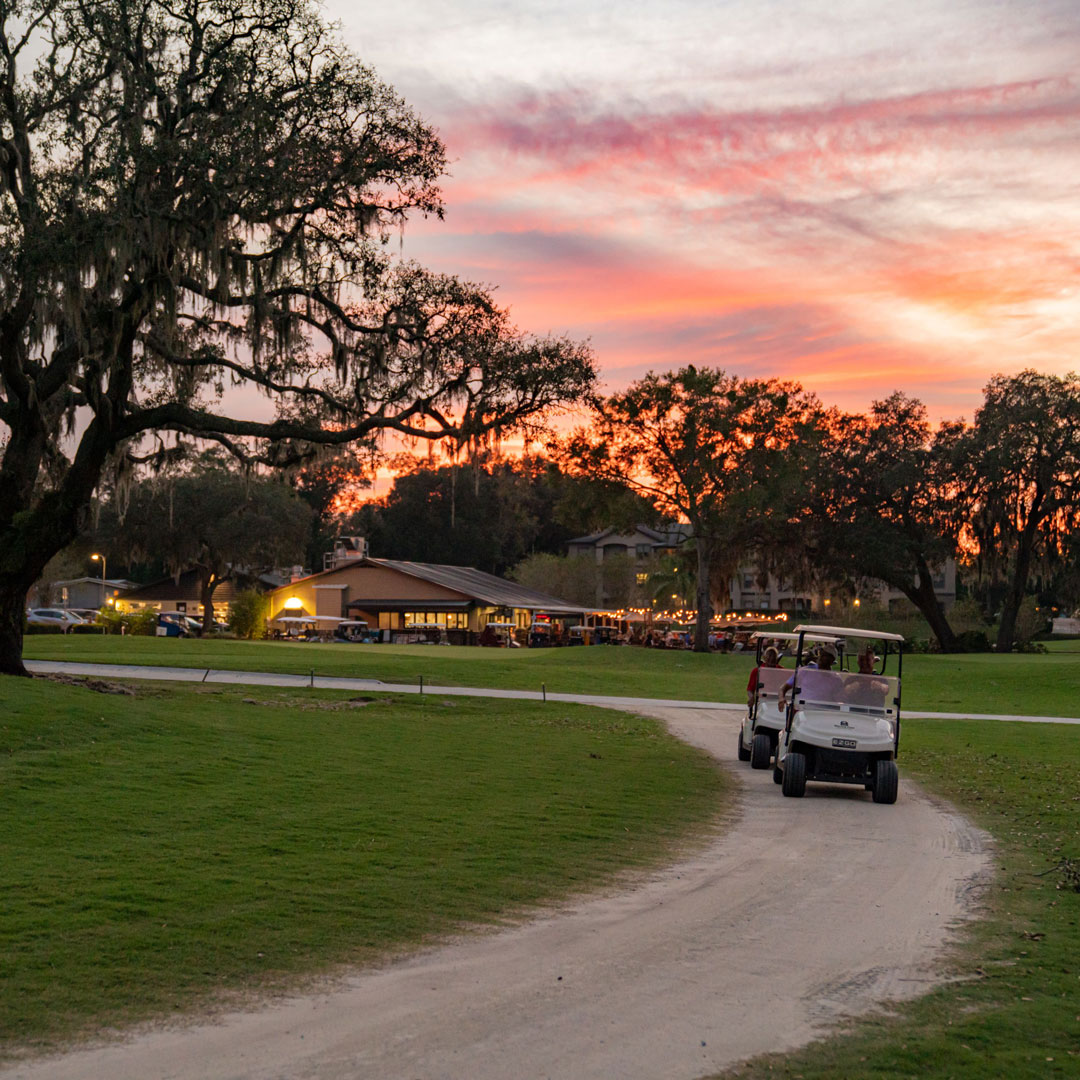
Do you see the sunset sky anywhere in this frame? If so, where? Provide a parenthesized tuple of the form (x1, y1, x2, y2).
(328, 0, 1080, 421)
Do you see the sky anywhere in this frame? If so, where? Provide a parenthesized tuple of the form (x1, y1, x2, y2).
(326, 0, 1080, 421)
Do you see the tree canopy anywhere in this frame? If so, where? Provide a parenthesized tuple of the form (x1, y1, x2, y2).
(95, 457, 312, 633)
(343, 457, 658, 576)
(566, 367, 821, 651)
(806, 393, 965, 651)
(0, 0, 594, 673)
(958, 370, 1080, 651)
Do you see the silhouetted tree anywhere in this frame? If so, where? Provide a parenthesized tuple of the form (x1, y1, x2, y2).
(98, 459, 312, 633)
(809, 393, 964, 651)
(0, 0, 594, 673)
(958, 371, 1080, 651)
(566, 368, 820, 651)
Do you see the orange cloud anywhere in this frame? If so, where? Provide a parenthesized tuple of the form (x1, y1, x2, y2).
(388, 73, 1080, 422)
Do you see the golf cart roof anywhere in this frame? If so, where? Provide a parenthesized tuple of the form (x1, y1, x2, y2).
(750, 631, 843, 644)
(793, 623, 906, 643)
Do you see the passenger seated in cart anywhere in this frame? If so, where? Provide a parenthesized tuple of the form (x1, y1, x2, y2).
(843, 645, 890, 707)
(778, 641, 841, 712)
(746, 646, 782, 707)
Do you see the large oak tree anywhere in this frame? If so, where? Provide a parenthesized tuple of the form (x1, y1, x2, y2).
(566, 367, 820, 652)
(97, 457, 312, 633)
(808, 393, 964, 651)
(958, 370, 1080, 652)
(0, 0, 594, 673)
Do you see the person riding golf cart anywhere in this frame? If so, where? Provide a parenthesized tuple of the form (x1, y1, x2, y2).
(738, 631, 842, 769)
(773, 625, 904, 804)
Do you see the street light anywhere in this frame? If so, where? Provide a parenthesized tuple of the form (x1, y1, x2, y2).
(91, 553, 106, 633)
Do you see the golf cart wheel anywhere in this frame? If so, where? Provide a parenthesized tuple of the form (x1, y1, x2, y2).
(781, 752, 807, 798)
(773, 763, 783, 784)
(737, 729, 751, 762)
(750, 732, 771, 770)
(873, 759, 899, 804)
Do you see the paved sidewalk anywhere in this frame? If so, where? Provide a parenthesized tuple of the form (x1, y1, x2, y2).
(25, 659, 1080, 724)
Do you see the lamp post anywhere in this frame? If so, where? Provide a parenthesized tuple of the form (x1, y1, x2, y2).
(91, 553, 106, 634)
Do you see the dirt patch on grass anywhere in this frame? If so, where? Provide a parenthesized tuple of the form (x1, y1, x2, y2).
(38, 674, 138, 696)
(238, 696, 375, 711)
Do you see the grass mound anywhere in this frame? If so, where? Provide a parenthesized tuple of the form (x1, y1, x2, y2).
(1, 678, 727, 1056)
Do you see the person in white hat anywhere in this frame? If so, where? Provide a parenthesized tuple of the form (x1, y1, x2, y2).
(779, 640, 841, 711)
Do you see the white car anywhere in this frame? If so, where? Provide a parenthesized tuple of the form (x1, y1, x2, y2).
(738, 631, 843, 770)
(773, 624, 904, 804)
(26, 608, 87, 632)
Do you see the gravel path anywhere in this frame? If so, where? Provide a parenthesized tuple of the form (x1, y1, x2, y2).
(5, 704, 993, 1080)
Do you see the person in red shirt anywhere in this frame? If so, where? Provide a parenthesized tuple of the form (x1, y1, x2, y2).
(746, 645, 781, 707)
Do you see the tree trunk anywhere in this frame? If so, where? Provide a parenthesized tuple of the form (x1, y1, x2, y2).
(996, 511, 1042, 653)
(904, 559, 958, 653)
(693, 539, 713, 653)
(0, 581, 30, 676)
(199, 572, 221, 635)
(996, 559, 1030, 654)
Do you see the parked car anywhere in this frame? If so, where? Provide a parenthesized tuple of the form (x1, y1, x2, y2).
(26, 608, 86, 632)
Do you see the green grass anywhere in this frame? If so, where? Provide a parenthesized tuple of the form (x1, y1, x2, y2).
(721, 717, 1080, 1080)
(0, 677, 727, 1058)
(22, 636, 1080, 717)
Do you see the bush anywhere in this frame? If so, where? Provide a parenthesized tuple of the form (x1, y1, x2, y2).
(127, 611, 158, 636)
(96, 609, 158, 636)
(955, 629, 992, 652)
(229, 590, 271, 640)
(1013, 596, 1050, 651)
(97, 609, 127, 635)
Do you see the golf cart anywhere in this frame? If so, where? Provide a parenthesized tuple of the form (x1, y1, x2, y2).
(738, 631, 843, 770)
(773, 624, 904, 804)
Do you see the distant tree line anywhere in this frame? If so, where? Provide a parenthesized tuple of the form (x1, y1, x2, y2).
(80, 368, 1080, 656)
(564, 367, 1080, 654)
(326, 457, 659, 576)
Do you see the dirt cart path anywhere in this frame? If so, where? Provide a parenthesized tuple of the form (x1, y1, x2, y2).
(6, 707, 992, 1080)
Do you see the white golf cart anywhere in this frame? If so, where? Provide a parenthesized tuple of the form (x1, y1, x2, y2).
(738, 631, 843, 770)
(773, 624, 904, 804)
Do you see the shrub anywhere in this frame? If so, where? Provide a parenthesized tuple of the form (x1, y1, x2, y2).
(1013, 596, 1050, 651)
(127, 611, 158, 636)
(229, 590, 271, 640)
(97, 609, 128, 635)
(96, 609, 157, 636)
(955, 629, 992, 652)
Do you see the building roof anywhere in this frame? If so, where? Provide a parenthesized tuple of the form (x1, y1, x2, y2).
(286, 557, 585, 615)
(367, 559, 584, 613)
(121, 569, 245, 604)
(52, 577, 138, 590)
(566, 523, 692, 547)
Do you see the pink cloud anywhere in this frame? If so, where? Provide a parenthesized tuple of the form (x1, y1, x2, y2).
(392, 74, 1080, 420)
(440, 77, 1080, 200)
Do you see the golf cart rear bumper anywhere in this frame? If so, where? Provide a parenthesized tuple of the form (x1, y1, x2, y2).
(800, 747, 893, 782)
